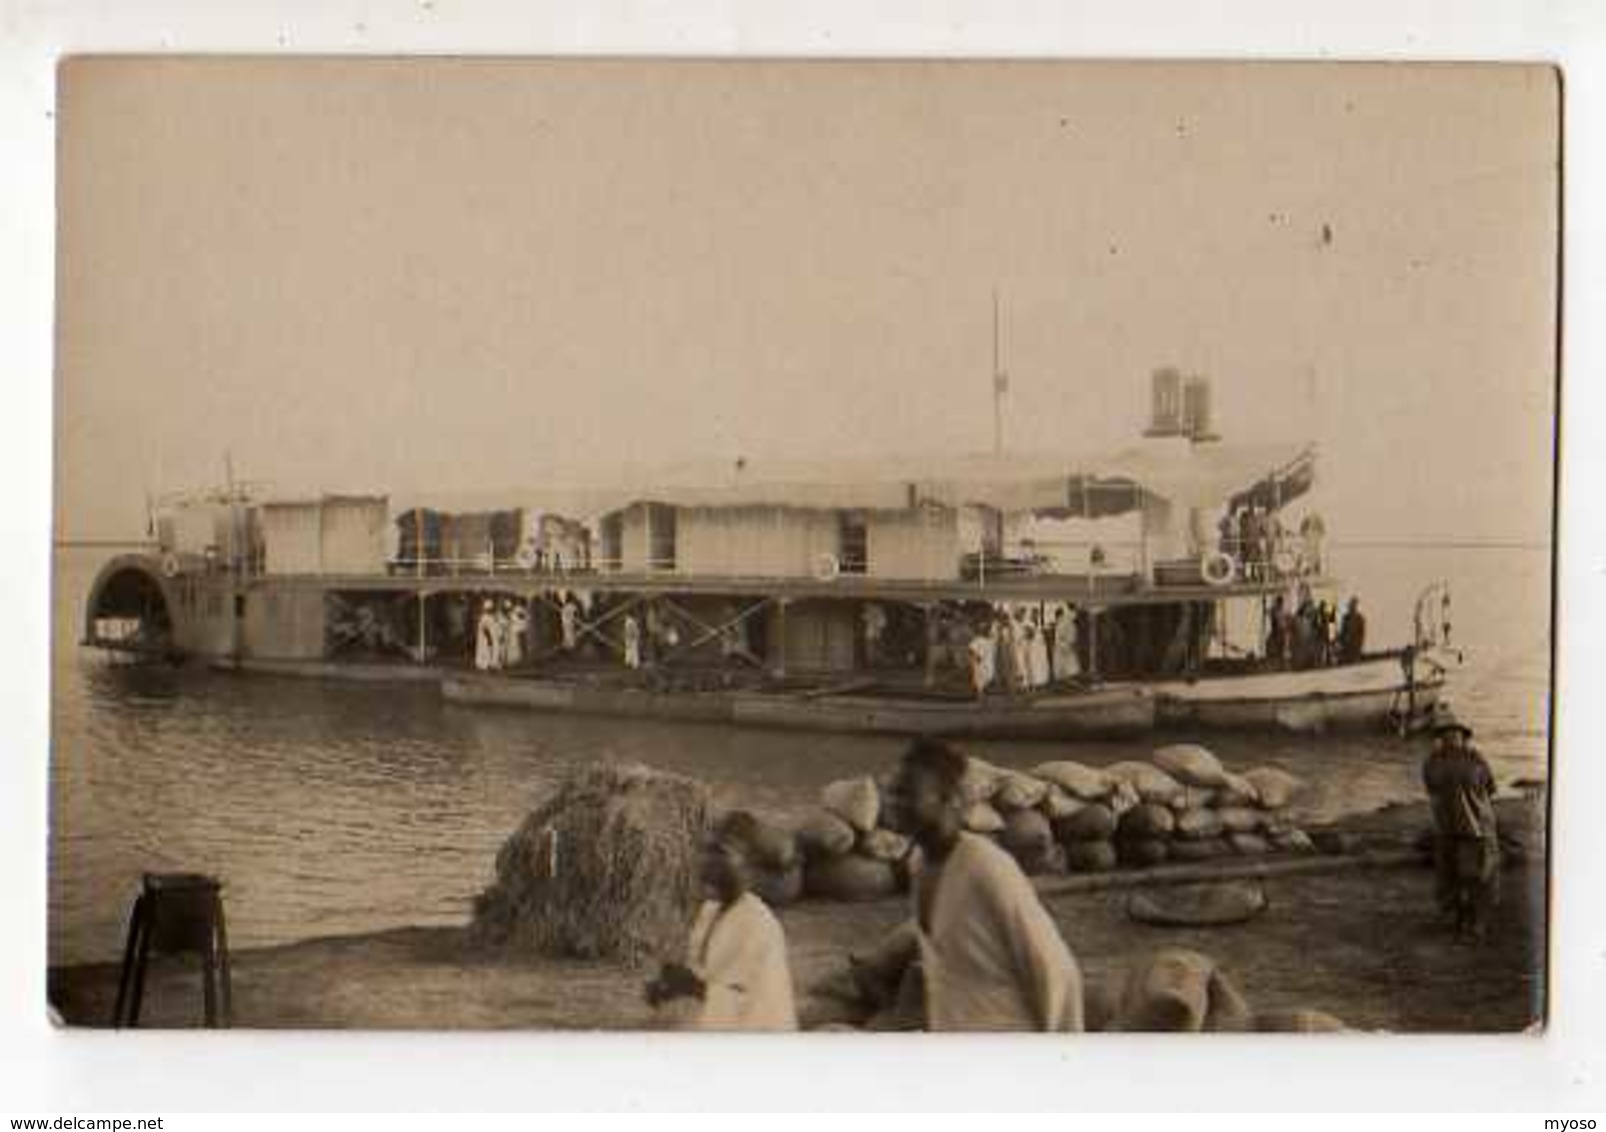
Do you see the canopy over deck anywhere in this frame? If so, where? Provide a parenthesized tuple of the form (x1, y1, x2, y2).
(387, 442, 1317, 521)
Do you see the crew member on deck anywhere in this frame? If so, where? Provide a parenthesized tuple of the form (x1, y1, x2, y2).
(967, 621, 997, 699)
(1052, 605, 1080, 682)
(474, 599, 500, 671)
(560, 596, 579, 653)
(1025, 616, 1051, 689)
(623, 613, 642, 670)
(494, 601, 513, 669)
(506, 600, 529, 668)
(1265, 595, 1288, 668)
(1339, 597, 1367, 664)
(1299, 511, 1327, 575)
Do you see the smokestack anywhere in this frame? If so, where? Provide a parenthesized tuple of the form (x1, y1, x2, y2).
(1145, 367, 1184, 437)
(1183, 374, 1220, 442)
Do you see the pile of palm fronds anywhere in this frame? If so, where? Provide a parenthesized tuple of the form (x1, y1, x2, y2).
(472, 763, 711, 963)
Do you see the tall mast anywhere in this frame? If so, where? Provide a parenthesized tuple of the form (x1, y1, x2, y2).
(992, 289, 1008, 455)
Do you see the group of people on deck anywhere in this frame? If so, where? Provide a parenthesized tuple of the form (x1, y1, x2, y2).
(648, 738, 1084, 1031)
(473, 598, 531, 671)
(1220, 506, 1327, 581)
(965, 605, 1080, 699)
(1264, 587, 1366, 670)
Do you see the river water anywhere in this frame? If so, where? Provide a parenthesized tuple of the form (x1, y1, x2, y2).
(48, 544, 1552, 966)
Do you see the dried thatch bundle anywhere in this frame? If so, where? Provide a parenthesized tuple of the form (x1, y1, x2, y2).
(472, 763, 710, 963)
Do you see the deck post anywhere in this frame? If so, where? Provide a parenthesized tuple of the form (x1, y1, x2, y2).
(416, 591, 427, 664)
(771, 598, 789, 679)
(922, 602, 936, 688)
(1088, 606, 1100, 681)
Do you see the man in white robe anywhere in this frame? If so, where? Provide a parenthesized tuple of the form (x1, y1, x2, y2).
(1052, 606, 1080, 681)
(506, 601, 529, 667)
(966, 625, 996, 699)
(623, 614, 642, 670)
(474, 600, 499, 671)
(647, 811, 797, 1031)
(887, 738, 1084, 1032)
(559, 598, 579, 653)
(494, 601, 514, 669)
(1025, 619, 1051, 689)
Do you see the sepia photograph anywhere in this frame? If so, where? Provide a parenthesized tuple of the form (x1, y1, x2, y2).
(47, 57, 1558, 1036)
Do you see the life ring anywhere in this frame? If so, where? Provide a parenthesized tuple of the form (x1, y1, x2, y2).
(1201, 551, 1236, 587)
(1273, 546, 1299, 576)
(515, 544, 538, 570)
(813, 552, 841, 581)
(160, 552, 182, 579)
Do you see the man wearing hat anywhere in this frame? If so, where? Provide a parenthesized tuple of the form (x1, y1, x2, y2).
(1421, 704, 1501, 941)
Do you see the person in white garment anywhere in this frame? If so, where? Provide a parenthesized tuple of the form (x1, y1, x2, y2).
(1052, 605, 1080, 682)
(473, 600, 499, 671)
(884, 738, 1084, 1032)
(622, 613, 642, 670)
(1026, 614, 1052, 689)
(966, 622, 996, 699)
(506, 600, 529, 668)
(494, 601, 513, 668)
(646, 810, 798, 1031)
(559, 597, 579, 653)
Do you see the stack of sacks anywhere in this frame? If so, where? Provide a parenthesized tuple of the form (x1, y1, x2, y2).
(1033, 760, 1135, 874)
(1078, 746, 1317, 870)
(743, 815, 805, 908)
(792, 749, 1314, 902)
(1107, 759, 1186, 867)
(797, 776, 909, 902)
(988, 769, 1063, 876)
(1148, 746, 1314, 864)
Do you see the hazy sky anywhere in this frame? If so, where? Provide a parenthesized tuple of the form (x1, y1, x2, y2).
(55, 59, 1558, 542)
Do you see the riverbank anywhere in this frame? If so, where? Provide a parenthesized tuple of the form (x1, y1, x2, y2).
(48, 797, 1545, 1032)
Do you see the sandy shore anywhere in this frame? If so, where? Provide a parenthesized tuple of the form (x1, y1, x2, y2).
(48, 798, 1546, 1032)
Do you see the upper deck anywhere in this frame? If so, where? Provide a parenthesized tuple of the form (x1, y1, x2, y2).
(247, 561, 1333, 609)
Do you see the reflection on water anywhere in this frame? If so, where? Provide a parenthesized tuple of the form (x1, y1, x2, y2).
(49, 546, 1552, 966)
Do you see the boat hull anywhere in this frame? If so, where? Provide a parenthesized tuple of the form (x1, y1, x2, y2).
(1149, 656, 1446, 734)
(440, 675, 1156, 740)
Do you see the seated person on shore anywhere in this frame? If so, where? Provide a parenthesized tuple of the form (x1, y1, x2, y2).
(1422, 706, 1501, 942)
(646, 810, 798, 1031)
(884, 737, 1085, 1032)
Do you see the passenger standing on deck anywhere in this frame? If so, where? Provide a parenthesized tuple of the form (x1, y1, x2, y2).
(1025, 616, 1051, 689)
(1239, 507, 1260, 581)
(1052, 606, 1080, 682)
(559, 596, 579, 653)
(967, 621, 996, 699)
(1265, 595, 1287, 668)
(992, 614, 1017, 695)
(1299, 511, 1327, 576)
(506, 600, 529, 668)
(1338, 597, 1366, 663)
(474, 599, 499, 671)
(863, 603, 888, 668)
(1218, 507, 1239, 561)
(1422, 706, 1501, 941)
(1010, 613, 1031, 693)
(623, 613, 642, 670)
(1321, 600, 1339, 666)
(884, 738, 1084, 1031)
(494, 601, 514, 668)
